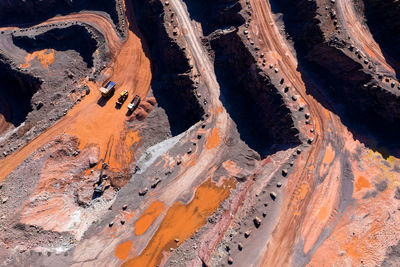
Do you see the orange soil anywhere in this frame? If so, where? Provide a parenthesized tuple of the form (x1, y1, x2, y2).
(66, 29, 151, 170)
(304, 132, 400, 266)
(321, 143, 335, 165)
(0, 12, 151, 181)
(354, 175, 371, 192)
(319, 143, 335, 177)
(247, 0, 347, 265)
(205, 127, 220, 150)
(124, 131, 142, 164)
(122, 178, 235, 267)
(20, 49, 55, 69)
(115, 240, 133, 260)
(134, 201, 164, 236)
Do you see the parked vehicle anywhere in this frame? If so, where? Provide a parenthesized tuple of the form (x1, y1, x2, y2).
(127, 95, 141, 112)
(99, 81, 116, 97)
(116, 89, 128, 105)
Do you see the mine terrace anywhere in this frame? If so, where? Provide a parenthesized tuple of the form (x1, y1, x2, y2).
(0, 0, 400, 266)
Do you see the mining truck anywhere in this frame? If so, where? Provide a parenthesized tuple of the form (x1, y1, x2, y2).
(116, 89, 129, 106)
(99, 81, 116, 97)
(127, 95, 141, 112)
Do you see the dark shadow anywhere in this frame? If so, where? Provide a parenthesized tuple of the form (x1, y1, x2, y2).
(150, 78, 204, 136)
(13, 25, 98, 68)
(184, 0, 245, 36)
(362, 0, 400, 79)
(125, 110, 133, 117)
(211, 31, 301, 158)
(0, 0, 120, 30)
(184, 0, 300, 158)
(130, 0, 204, 136)
(91, 191, 102, 200)
(270, 0, 400, 158)
(0, 59, 42, 127)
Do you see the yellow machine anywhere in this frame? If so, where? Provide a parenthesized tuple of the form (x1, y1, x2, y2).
(116, 89, 129, 105)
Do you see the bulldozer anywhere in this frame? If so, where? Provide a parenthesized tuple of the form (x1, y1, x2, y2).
(116, 89, 129, 106)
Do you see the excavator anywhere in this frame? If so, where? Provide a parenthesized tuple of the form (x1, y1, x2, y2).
(94, 162, 108, 194)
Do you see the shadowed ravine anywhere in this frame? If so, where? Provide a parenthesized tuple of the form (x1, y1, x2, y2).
(0, 0, 399, 266)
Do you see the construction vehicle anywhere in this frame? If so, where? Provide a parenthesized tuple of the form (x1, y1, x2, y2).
(94, 163, 108, 194)
(116, 89, 129, 105)
(99, 81, 116, 97)
(94, 179, 106, 194)
(127, 95, 141, 112)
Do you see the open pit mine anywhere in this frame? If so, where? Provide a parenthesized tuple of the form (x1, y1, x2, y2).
(0, 0, 400, 266)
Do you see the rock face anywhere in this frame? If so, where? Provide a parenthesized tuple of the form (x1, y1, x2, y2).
(0, 22, 107, 157)
(184, 0, 245, 35)
(132, 0, 204, 136)
(210, 30, 300, 157)
(19, 135, 107, 238)
(271, 0, 400, 144)
(180, 0, 300, 158)
(1, 0, 400, 265)
(362, 0, 400, 66)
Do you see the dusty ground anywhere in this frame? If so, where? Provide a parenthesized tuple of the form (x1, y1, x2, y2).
(0, 0, 400, 266)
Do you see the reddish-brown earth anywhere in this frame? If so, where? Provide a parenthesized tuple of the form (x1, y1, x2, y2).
(0, 0, 400, 266)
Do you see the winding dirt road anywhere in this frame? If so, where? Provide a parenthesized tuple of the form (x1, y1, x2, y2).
(244, 1, 339, 265)
(70, 0, 239, 265)
(245, 0, 400, 266)
(1, 0, 400, 266)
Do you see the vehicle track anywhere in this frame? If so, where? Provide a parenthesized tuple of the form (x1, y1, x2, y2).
(0, 9, 150, 180)
(0, 0, 234, 264)
(244, 0, 400, 265)
(71, 0, 236, 264)
(246, 0, 347, 265)
(2, 0, 397, 265)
